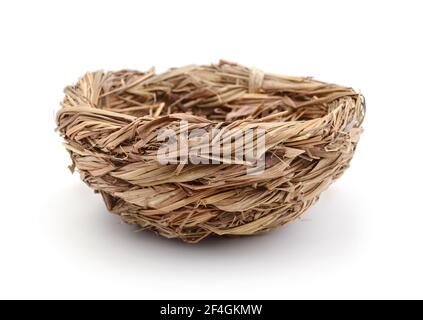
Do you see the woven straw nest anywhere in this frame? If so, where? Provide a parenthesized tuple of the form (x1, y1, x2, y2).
(56, 60, 365, 243)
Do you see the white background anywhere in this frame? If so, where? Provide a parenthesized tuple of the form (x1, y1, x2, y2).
(0, 0, 422, 300)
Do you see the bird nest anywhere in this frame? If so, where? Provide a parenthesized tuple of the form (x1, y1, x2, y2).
(56, 60, 365, 243)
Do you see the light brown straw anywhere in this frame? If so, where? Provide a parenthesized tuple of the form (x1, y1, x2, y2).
(56, 60, 365, 243)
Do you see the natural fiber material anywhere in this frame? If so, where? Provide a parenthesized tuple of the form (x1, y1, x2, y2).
(56, 60, 365, 243)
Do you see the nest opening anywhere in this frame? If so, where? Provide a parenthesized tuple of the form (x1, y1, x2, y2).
(94, 65, 341, 124)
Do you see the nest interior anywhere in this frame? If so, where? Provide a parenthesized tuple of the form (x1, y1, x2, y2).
(56, 60, 365, 243)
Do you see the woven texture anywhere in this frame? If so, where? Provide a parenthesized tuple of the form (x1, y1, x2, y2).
(56, 61, 365, 243)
